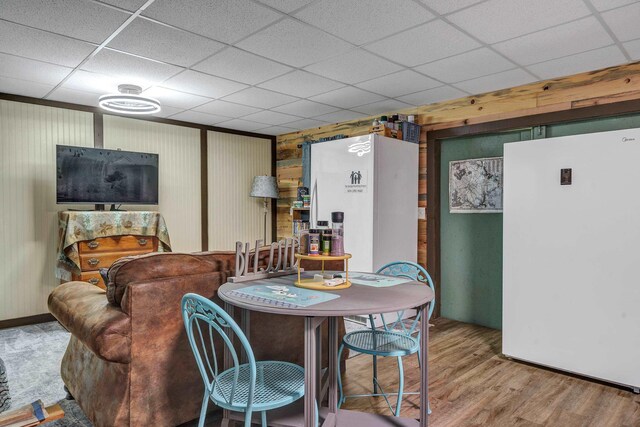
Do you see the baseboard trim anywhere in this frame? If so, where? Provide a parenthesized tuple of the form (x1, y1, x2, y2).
(0, 313, 56, 329)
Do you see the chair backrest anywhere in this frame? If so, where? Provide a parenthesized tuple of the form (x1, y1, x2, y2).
(181, 293, 256, 408)
(375, 261, 436, 334)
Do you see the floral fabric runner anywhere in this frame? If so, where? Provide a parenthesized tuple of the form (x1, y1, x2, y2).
(56, 211, 172, 280)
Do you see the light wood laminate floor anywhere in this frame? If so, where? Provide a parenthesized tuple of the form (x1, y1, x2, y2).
(340, 318, 640, 427)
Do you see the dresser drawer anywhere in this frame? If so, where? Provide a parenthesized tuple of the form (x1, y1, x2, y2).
(78, 271, 106, 289)
(78, 236, 159, 253)
(79, 250, 150, 271)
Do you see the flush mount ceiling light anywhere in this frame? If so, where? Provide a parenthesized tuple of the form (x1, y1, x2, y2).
(99, 84, 161, 115)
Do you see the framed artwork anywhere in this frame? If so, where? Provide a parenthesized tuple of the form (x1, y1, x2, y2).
(449, 157, 503, 213)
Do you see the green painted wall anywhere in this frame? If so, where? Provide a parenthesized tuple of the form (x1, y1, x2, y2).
(440, 130, 531, 330)
(439, 112, 640, 331)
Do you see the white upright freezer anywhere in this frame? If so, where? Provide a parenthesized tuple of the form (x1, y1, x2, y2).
(503, 127, 640, 392)
(310, 134, 418, 273)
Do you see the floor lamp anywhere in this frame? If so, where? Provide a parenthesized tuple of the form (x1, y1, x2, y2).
(250, 176, 279, 244)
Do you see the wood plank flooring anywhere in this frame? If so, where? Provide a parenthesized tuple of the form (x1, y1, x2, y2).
(341, 318, 640, 426)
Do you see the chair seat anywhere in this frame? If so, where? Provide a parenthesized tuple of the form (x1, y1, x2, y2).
(342, 330, 419, 357)
(211, 361, 305, 412)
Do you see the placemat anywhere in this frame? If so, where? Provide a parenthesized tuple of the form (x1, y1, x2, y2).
(348, 272, 411, 287)
(228, 284, 339, 308)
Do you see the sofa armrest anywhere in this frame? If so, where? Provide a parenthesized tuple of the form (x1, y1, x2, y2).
(48, 282, 131, 363)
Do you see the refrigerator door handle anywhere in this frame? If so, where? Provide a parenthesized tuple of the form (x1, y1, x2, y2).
(310, 179, 318, 227)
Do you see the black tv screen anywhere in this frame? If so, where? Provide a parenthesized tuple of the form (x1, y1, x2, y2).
(56, 145, 159, 205)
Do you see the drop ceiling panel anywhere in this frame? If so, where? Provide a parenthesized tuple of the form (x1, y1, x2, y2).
(243, 110, 302, 125)
(364, 20, 481, 67)
(294, 0, 434, 45)
(142, 86, 212, 109)
(236, 19, 353, 67)
(152, 104, 184, 118)
(0, 21, 96, 68)
(418, 0, 486, 14)
(170, 110, 230, 125)
(590, 0, 638, 12)
(397, 85, 468, 105)
(526, 46, 627, 79)
(352, 99, 414, 116)
(272, 99, 339, 117)
(309, 86, 385, 109)
(0, 53, 72, 85)
(313, 110, 367, 123)
(258, 71, 344, 98)
(61, 70, 124, 93)
(414, 48, 516, 83)
(494, 17, 613, 66)
(98, 0, 149, 12)
(305, 49, 403, 84)
(142, 0, 281, 44)
(193, 48, 293, 85)
(221, 87, 299, 109)
(256, 125, 297, 135)
(107, 18, 225, 67)
(214, 118, 267, 132)
(453, 68, 536, 94)
(46, 87, 101, 106)
(162, 70, 248, 98)
(284, 118, 330, 130)
(254, 0, 314, 13)
(0, 76, 54, 98)
(356, 70, 440, 97)
(81, 48, 184, 87)
(625, 39, 640, 60)
(193, 100, 262, 118)
(0, 0, 130, 44)
(602, 3, 640, 42)
(448, 0, 591, 44)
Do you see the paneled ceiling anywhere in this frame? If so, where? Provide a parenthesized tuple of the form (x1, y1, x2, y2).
(1, 0, 639, 135)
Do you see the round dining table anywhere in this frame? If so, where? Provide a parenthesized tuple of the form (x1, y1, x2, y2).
(218, 272, 434, 427)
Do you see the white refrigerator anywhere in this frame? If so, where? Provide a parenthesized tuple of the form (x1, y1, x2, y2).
(503, 127, 640, 392)
(310, 134, 418, 274)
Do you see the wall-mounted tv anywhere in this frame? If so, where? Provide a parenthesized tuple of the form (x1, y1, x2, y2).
(56, 145, 159, 205)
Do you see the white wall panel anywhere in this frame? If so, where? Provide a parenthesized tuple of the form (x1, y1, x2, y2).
(207, 131, 272, 250)
(0, 100, 93, 321)
(104, 116, 201, 253)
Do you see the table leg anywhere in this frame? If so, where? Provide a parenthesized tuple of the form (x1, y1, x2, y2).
(316, 322, 322, 400)
(241, 309, 250, 364)
(304, 316, 318, 427)
(328, 317, 338, 414)
(420, 303, 429, 427)
(223, 302, 235, 427)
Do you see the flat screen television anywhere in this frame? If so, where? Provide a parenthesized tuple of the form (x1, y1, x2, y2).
(56, 145, 159, 205)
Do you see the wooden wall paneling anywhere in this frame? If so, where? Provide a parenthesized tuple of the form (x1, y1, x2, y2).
(0, 101, 94, 321)
(207, 131, 272, 250)
(103, 115, 202, 253)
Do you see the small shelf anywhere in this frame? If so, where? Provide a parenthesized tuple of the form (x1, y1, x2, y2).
(294, 253, 352, 290)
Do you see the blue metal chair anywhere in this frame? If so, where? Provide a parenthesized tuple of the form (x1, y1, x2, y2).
(337, 261, 436, 417)
(182, 293, 314, 427)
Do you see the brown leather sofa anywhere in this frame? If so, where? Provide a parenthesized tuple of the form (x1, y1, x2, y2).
(48, 250, 346, 427)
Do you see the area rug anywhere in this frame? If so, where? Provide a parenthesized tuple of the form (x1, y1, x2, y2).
(0, 322, 91, 426)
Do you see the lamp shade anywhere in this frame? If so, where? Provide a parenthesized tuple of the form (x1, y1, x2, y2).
(250, 176, 279, 199)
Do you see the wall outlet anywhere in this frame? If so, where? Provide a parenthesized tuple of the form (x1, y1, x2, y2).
(418, 207, 426, 220)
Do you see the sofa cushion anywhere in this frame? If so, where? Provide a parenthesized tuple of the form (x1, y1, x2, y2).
(48, 282, 131, 363)
(106, 252, 235, 306)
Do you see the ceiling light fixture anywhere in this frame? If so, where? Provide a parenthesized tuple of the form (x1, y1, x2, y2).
(99, 84, 161, 115)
